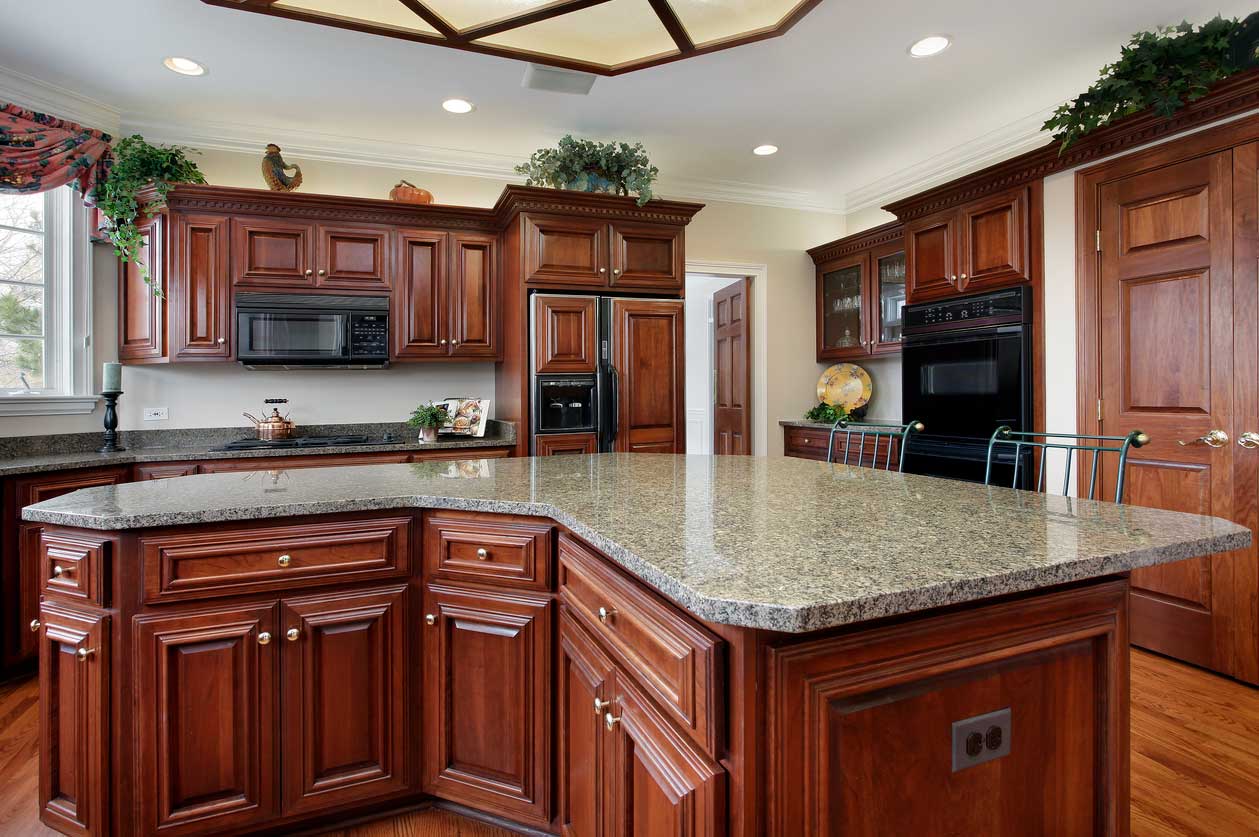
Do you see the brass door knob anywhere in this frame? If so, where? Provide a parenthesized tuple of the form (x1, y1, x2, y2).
(258, 631, 272, 645)
(425, 614, 437, 625)
(75, 647, 95, 662)
(29, 619, 40, 633)
(286, 628, 301, 642)
(593, 697, 611, 715)
(604, 712, 621, 731)
(1239, 431, 1259, 449)
(1178, 429, 1229, 448)
(597, 606, 615, 624)
(476, 548, 489, 560)
(277, 554, 292, 567)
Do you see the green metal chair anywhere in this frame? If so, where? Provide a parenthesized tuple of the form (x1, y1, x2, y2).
(827, 419, 924, 471)
(983, 426, 1150, 503)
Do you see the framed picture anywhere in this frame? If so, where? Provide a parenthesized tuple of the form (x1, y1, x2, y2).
(439, 398, 490, 437)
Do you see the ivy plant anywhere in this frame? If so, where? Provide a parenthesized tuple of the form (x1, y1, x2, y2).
(1043, 15, 1258, 151)
(94, 135, 206, 292)
(515, 135, 659, 205)
(805, 402, 849, 424)
(407, 401, 450, 429)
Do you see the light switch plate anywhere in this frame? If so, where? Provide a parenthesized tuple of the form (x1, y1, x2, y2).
(951, 707, 1011, 772)
(143, 407, 169, 421)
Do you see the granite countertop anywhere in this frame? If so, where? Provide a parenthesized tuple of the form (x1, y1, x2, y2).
(23, 454, 1250, 633)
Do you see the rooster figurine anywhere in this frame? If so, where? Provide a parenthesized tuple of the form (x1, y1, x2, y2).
(261, 143, 303, 192)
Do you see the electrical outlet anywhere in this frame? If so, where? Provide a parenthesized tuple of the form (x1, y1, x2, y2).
(951, 707, 1011, 772)
(143, 407, 169, 421)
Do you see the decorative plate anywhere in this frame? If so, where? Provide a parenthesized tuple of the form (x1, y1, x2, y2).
(817, 363, 872, 411)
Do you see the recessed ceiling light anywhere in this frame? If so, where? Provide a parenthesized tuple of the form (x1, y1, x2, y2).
(753, 144, 779, 156)
(442, 98, 475, 114)
(908, 36, 951, 58)
(162, 56, 206, 76)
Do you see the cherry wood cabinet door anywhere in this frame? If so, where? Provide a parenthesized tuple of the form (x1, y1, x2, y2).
(449, 233, 498, 358)
(317, 224, 390, 291)
(232, 217, 316, 289)
(280, 586, 410, 815)
(135, 604, 279, 836)
(558, 608, 615, 837)
(534, 294, 598, 373)
(609, 222, 683, 290)
(605, 674, 724, 837)
(816, 255, 871, 361)
(536, 432, 599, 456)
(37, 603, 108, 837)
(392, 230, 449, 359)
(1233, 141, 1259, 684)
(118, 213, 166, 362)
(172, 214, 232, 359)
(133, 462, 201, 481)
(904, 210, 958, 302)
(958, 187, 1031, 291)
(611, 299, 685, 453)
(523, 214, 608, 286)
(422, 583, 552, 827)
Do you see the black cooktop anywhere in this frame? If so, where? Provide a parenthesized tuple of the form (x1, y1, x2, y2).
(213, 434, 400, 451)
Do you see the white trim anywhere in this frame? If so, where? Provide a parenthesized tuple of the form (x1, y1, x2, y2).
(0, 63, 121, 134)
(0, 395, 99, 416)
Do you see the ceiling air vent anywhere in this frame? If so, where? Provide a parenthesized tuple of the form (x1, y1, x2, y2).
(521, 64, 597, 96)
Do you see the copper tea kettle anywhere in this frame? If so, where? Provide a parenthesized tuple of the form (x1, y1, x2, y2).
(244, 398, 296, 441)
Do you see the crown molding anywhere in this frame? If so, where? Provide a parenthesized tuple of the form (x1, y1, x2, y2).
(0, 63, 121, 134)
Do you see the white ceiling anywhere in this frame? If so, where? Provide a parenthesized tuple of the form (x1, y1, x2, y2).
(1, 0, 1252, 213)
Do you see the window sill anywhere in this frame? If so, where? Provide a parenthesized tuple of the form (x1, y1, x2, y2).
(0, 395, 101, 417)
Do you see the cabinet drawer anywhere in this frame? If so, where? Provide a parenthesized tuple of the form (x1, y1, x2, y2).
(140, 515, 412, 603)
(784, 425, 831, 460)
(424, 511, 553, 590)
(40, 531, 107, 606)
(558, 533, 722, 754)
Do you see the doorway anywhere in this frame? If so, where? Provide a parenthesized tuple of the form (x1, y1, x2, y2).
(684, 271, 752, 455)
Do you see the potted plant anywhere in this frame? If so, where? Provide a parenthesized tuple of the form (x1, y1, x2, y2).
(408, 401, 450, 443)
(95, 135, 207, 291)
(515, 135, 659, 206)
(804, 403, 849, 425)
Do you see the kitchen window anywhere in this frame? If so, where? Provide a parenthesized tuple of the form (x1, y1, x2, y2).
(0, 187, 97, 415)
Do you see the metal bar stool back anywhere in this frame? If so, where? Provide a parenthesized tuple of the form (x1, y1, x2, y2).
(983, 426, 1149, 503)
(826, 419, 925, 471)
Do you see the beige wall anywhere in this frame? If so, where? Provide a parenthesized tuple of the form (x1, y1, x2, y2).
(2, 149, 843, 455)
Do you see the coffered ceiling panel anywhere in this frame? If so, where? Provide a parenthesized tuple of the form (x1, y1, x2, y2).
(272, 0, 439, 35)
(476, 0, 680, 68)
(423, 0, 564, 32)
(668, 0, 805, 46)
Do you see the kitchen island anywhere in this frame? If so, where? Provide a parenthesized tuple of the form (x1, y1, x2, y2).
(23, 454, 1249, 836)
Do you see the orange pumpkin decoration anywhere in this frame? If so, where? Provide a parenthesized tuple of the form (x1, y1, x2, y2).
(389, 179, 434, 204)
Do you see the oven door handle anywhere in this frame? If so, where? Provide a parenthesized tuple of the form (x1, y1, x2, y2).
(903, 325, 1025, 348)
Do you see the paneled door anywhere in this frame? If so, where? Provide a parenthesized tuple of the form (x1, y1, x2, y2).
(1097, 150, 1240, 674)
(172, 214, 231, 359)
(392, 230, 448, 359)
(534, 295, 598, 374)
(449, 233, 497, 358)
(611, 299, 685, 453)
(713, 278, 750, 455)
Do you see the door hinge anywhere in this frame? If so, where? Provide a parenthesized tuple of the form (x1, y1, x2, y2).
(1095, 230, 1102, 252)
(1097, 399, 1103, 422)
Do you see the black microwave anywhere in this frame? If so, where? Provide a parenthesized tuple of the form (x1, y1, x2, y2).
(235, 292, 389, 368)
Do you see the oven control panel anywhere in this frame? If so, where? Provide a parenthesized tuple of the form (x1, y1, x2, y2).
(350, 313, 389, 359)
(904, 287, 1029, 333)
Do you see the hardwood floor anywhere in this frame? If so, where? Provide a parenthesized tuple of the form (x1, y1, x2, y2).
(0, 650, 1255, 835)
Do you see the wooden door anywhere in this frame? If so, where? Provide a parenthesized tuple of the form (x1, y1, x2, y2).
(605, 674, 724, 837)
(523, 214, 608, 286)
(280, 587, 410, 814)
(422, 584, 552, 827)
(713, 279, 750, 455)
(232, 217, 315, 288)
(135, 604, 278, 835)
(317, 224, 390, 291)
(816, 255, 870, 360)
(609, 222, 683, 290)
(118, 213, 166, 362)
(611, 299, 685, 453)
(392, 230, 449, 359)
(1097, 151, 1238, 674)
(904, 210, 958, 301)
(958, 187, 1030, 291)
(37, 603, 108, 837)
(558, 609, 616, 837)
(172, 214, 231, 359)
(449, 233, 497, 358)
(535, 295, 598, 373)
(536, 432, 599, 456)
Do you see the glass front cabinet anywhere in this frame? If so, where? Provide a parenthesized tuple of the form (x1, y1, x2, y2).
(810, 223, 905, 361)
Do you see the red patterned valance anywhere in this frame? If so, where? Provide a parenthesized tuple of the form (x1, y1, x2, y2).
(0, 102, 112, 205)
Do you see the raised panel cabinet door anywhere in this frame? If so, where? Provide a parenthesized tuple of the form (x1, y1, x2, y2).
(1233, 142, 1259, 684)
(558, 608, 616, 837)
(611, 299, 685, 453)
(231, 217, 316, 288)
(605, 674, 725, 837)
(1097, 150, 1237, 676)
(534, 294, 598, 373)
(609, 222, 683, 289)
(37, 603, 108, 837)
(958, 187, 1031, 291)
(523, 214, 608, 286)
(135, 604, 279, 836)
(392, 230, 449, 359)
(449, 233, 498, 358)
(317, 223, 391, 291)
(536, 432, 599, 456)
(422, 583, 552, 827)
(904, 210, 958, 302)
(173, 214, 232, 359)
(280, 586, 410, 815)
(118, 213, 166, 361)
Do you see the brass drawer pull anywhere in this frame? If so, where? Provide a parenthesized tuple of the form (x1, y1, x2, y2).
(597, 606, 615, 624)
(277, 554, 292, 568)
(604, 712, 620, 731)
(476, 548, 489, 560)
(425, 614, 437, 625)
(286, 628, 301, 642)
(29, 619, 40, 633)
(52, 564, 68, 578)
(75, 647, 95, 662)
(593, 697, 611, 715)
(258, 631, 272, 645)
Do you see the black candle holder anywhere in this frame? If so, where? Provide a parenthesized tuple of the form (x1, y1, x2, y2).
(99, 390, 126, 453)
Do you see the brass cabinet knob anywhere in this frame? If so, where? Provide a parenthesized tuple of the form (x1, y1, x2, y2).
(949, 275, 957, 284)
(593, 697, 611, 716)
(304, 269, 314, 276)
(604, 712, 620, 731)
(476, 548, 489, 560)
(1178, 429, 1229, 448)
(597, 606, 615, 624)
(425, 614, 437, 625)
(1239, 431, 1259, 450)
(277, 554, 292, 567)
(258, 631, 272, 645)
(440, 339, 448, 345)
(598, 267, 606, 274)
(217, 337, 226, 345)
(960, 273, 968, 281)
(613, 268, 621, 275)
(29, 619, 40, 633)
(52, 565, 67, 578)
(286, 628, 300, 642)
(75, 647, 95, 662)
(451, 339, 459, 347)
(318, 268, 327, 276)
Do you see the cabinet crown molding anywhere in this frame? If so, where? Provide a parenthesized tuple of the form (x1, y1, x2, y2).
(807, 220, 903, 266)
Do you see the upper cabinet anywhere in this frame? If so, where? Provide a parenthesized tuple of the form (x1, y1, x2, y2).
(233, 218, 390, 292)
(391, 230, 498, 361)
(522, 212, 685, 291)
(172, 214, 232, 360)
(809, 222, 905, 362)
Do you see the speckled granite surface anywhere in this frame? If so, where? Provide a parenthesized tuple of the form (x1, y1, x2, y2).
(0, 421, 515, 477)
(23, 454, 1250, 633)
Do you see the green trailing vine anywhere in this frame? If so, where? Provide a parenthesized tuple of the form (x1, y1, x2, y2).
(1043, 14, 1258, 151)
(95, 135, 206, 292)
(515, 135, 659, 205)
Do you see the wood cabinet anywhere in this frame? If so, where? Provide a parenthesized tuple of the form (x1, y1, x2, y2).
(317, 224, 390, 291)
(171, 214, 231, 359)
(522, 213, 684, 291)
(233, 218, 392, 293)
(133, 462, 200, 481)
(609, 221, 684, 290)
(534, 295, 597, 374)
(610, 298, 685, 453)
(558, 608, 615, 836)
(449, 233, 497, 358)
(808, 222, 905, 361)
(783, 423, 903, 467)
(535, 432, 599, 456)
(392, 230, 498, 360)
(118, 214, 166, 363)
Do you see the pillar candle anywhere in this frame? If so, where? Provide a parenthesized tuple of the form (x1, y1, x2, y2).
(102, 362, 122, 393)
